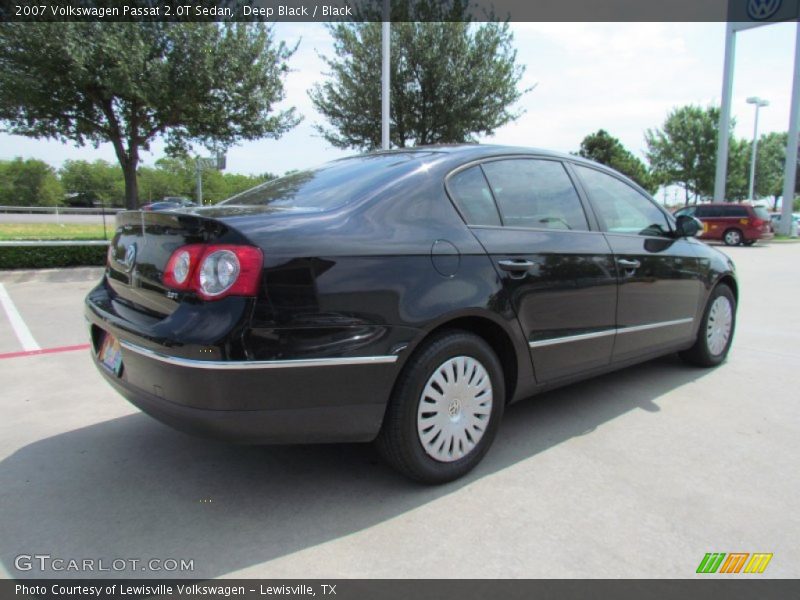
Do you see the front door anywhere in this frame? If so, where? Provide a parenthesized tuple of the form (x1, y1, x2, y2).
(571, 164, 705, 362)
(449, 158, 618, 382)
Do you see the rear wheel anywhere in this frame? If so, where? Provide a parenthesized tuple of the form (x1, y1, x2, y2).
(723, 228, 743, 246)
(376, 330, 505, 484)
(679, 284, 736, 367)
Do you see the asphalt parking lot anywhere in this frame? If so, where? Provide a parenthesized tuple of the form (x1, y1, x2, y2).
(0, 242, 797, 579)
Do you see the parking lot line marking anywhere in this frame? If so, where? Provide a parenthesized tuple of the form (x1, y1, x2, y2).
(0, 282, 40, 352)
(0, 343, 90, 360)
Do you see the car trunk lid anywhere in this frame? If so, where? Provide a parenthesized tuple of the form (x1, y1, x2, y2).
(107, 210, 250, 316)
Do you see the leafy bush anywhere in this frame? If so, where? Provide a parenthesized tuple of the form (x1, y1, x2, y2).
(0, 245, 107, 269)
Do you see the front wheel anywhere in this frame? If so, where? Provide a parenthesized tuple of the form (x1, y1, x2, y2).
(375, 330, 505, 484)
(723, 228, 743, 246)
(679, 284, 736, 367)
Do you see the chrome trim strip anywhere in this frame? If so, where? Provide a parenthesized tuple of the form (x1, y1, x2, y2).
(529, 318, 694, 349)
(119, 341, 399, 370)
(616, 318, 694, 334)
(529, 329, 616, 349)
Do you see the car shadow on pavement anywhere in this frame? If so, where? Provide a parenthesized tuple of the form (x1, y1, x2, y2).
(0, 354, 708, 579)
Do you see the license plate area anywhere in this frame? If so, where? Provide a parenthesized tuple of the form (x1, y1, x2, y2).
(98, 332, 123, 377)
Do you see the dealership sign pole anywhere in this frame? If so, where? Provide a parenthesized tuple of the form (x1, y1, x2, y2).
(381, 0, 391, 150)
(779, 22, 800, 235)
(716, 1, 800, 237)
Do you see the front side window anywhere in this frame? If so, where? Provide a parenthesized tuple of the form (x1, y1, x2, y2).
(574, 165, 670, 237)
(447, 166, 502, 226)
(675, 206, 696, 217)
(480, 159, 589, 231)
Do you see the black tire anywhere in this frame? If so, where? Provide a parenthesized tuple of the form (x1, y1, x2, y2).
(375, 330, 505, 484)
(743, 240, 756, 246)
(723, 228, 743, 246)
(679, 284, 736, 367)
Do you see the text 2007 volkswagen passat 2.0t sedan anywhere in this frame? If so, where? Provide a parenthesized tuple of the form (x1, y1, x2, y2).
(86, 145, 738, 483)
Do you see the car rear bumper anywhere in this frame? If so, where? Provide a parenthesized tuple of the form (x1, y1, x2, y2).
(92, 352, 388, 444)
(85, 279, 403, 444)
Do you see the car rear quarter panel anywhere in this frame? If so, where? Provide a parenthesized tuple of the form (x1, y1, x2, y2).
(241, 174, 535, 402)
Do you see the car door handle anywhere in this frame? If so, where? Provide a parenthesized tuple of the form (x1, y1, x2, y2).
(617, 259, 641, 269)
(498, 259, 535, 272)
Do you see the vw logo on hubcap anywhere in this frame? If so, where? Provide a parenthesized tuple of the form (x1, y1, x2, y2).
(448, 398, 461, 419)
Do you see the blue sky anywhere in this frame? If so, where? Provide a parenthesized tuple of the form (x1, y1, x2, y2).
(0, 22, 796, 190)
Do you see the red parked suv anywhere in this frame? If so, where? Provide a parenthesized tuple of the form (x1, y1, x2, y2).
(674, 203, 773, 246)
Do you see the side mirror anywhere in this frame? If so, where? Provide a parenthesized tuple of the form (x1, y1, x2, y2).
(675, 215, 702, 238)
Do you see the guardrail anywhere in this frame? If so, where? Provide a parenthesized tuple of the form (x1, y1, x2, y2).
(0, 240, 110, 247)
(0, 205, 124, 215)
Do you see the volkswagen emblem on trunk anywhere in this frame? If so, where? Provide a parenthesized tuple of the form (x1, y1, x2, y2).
(121, 243, 137, 272)
(747, 0, 782, 20)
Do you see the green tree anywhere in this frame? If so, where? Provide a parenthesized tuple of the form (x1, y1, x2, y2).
(310, 1, 528, 150)
(137, 156, 275, 205)
(577, 130, 655, 193)
(725, 137, 753, 202)
(137, 160, 192, 204)
(0, 22, 299, 209)
(60, 159, 124, 206)
(0, 158, 63, 206)
(645, 105, 724, 204)
(218, 172, 276, 202)
(753, 132, 800, 210)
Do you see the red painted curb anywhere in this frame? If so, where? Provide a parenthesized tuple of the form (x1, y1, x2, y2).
(0, 343, 91, 360)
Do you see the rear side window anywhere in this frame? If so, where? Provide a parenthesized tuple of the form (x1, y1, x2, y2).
(701, 205, 723, 217)
(447, 166, 502, 226)
(722, 205, 748, 218)
(754, 206, 771, 220)
(480, 159, 589, 231)
(574, 165, 670, 237)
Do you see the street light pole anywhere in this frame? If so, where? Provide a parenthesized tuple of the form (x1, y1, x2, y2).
(746, 96, 769, 201)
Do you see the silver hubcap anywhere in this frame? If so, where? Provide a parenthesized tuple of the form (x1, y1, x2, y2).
(706, 296, 733, 356)
(725, 230, 740, 245)
(417, 356, 493, 463)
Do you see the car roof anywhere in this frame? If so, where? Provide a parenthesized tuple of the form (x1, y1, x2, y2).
(343, 143, 621, 177)
(360, 143, 582, 163)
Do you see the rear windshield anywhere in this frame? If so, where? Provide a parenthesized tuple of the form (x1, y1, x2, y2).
(220, 153, 438, 211)
(754, 207, 770, 220)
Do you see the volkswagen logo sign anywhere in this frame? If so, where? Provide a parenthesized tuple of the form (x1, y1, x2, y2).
(121, 243, 137, 272)
(747, 0, 782, 20)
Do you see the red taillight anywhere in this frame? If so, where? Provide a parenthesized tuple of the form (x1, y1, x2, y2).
(163, 244, 205, 290)
(163, 244, 263, 300)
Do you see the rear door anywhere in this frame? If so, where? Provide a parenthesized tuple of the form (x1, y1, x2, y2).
(570, 164, 704, 362)
(448, 158, 617, 382)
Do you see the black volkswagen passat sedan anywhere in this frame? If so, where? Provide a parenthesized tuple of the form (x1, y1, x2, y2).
(86, 145, 737, 483)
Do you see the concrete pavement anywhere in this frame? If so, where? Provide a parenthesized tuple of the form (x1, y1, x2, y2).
(0, 243, 797, 579)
